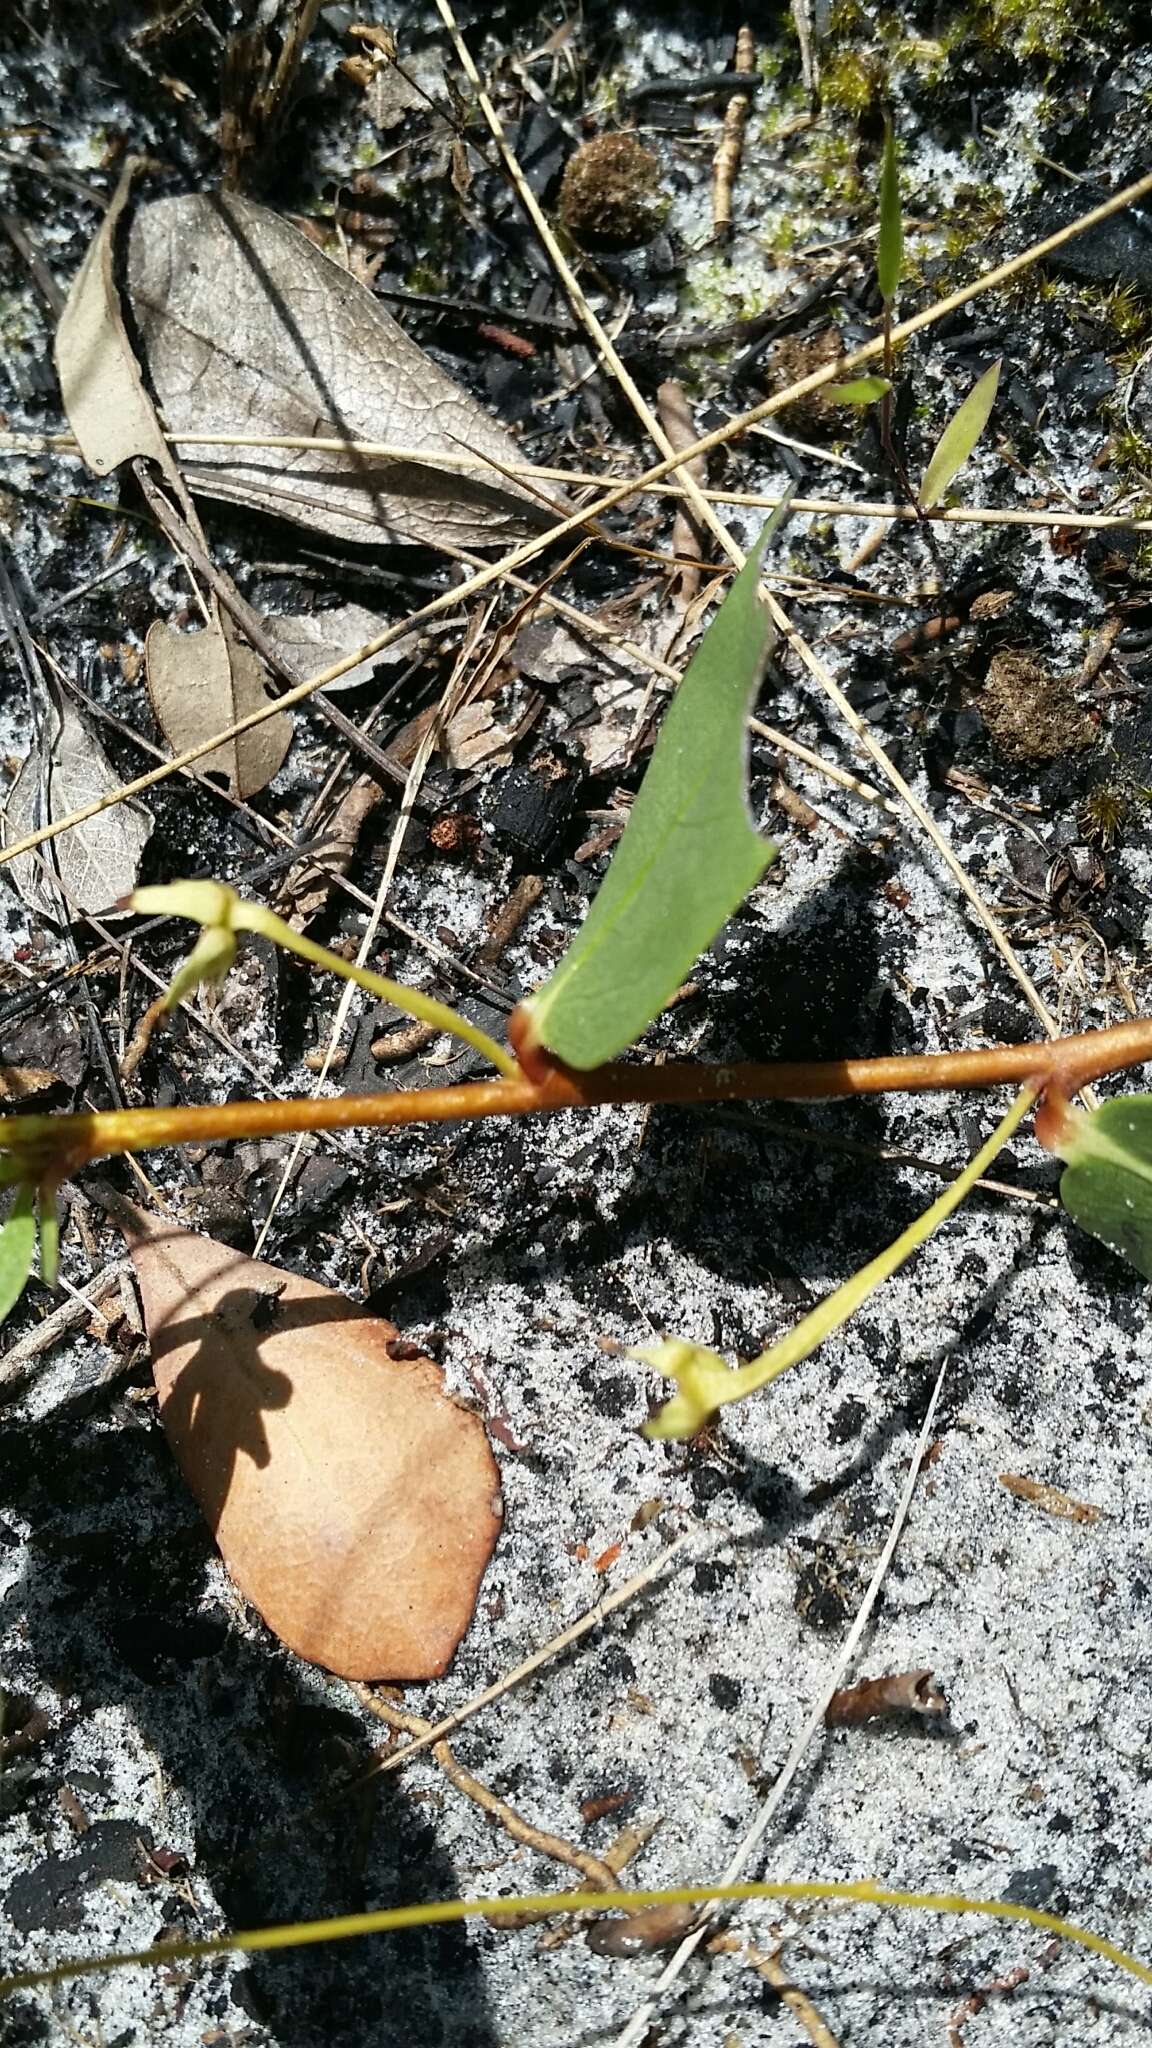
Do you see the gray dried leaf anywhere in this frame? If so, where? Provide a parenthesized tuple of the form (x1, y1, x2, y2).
(54, 156, 172, 478)
(126, 193, 561, 550)
(3, 693, 152, 921)
(56, 163, 294, 802)
(145, 610, 292, 801)
(261, 603, 424, 692)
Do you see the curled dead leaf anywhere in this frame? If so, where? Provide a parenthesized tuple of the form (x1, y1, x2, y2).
(126, 192, 562, 550)
(3, 689, 152, 920)
(119, 1207, 501, 1680)
(825, 1668, 949, 1727)
(260, 603, 425, 692)
(53, 155, 171, 477)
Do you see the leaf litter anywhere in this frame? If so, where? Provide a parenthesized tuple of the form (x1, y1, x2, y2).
(6, 8, 1147, 2039)
(125, 192, 563, 550)
(55, 161, 292, 801)
(3, 685, 152, 919)
(117, 1203, 502, 1683)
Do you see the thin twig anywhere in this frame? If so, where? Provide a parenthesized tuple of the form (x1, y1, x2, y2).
(0, 1260, 129, 1396)
(12, 431, 1152, 531)
(610, 1359, 950, 2048)
(352, 1686, 623, 1893)
(711, 27, 755, 239)
(355, 1535, 694, 1787)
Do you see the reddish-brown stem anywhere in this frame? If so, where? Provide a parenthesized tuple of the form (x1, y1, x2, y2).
(4, 1018, 1151, 1174)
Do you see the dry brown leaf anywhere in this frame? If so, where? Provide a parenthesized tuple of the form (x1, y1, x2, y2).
(3, 689, 152, 919)
(999, 1473, 1101, 1524)
(126, 192, 561, 550)
(55, 163, 291, 803)
(442, 699, 515, 771)
(825, 1668, 950, 1727)
(120, 1208, 501, 1680)
(145, 610, 291, 802)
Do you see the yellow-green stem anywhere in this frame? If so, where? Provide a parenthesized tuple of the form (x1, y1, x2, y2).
(639, 1085, 1037, 1437)
(1, 1876, 1147, 1999)
(237, 901, 517, 1077)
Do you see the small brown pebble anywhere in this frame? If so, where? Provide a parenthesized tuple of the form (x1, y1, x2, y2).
(586, 1902, 696, 1956)
(559, 133, 666, 250)
(57, 1785, 90, 1833)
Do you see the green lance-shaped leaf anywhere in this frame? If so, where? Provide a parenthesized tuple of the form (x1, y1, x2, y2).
(521, 498, 795, 1070)
(877, 119, 903, 307)
(1053, 1094, 1152, 1278)
(919, 360, 1002, 511)
(823, 375, 892, 406)
(0, 1183, 37, 1329)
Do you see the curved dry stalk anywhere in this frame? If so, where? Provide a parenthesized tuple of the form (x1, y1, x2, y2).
(610, 1357, 951, 2048)
(9, 430, 1152, 531)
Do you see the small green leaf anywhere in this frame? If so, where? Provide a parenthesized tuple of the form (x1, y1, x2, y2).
(1055, 1094, 1152, 1278)
(823, 375, 892, 406)
(0, 1184, 37, 1328)
(919, 360, 1001, 511)
(877, 119, 903, 307)
(522, 501, 794, 1069)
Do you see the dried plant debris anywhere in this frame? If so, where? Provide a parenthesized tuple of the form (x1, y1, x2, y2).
(260, 602, 424, 691)
(825, 1668, 950, 1727)
(3, 689, 151, 920)
(119, 1205, 502, 1680)
(54, 156, 173, 481)
(144, 608, 291, 801)
(558, 133, 668, 250)
(0, 1065, 59, 1102)
(999, 1473, 1101, 1524)
(55, 161, 291, 800)
(125, 193, 561, 549)
(978, 652, 1097, 762)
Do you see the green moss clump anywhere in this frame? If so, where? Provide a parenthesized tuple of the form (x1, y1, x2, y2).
(948, 0, 1110, 64)
(819, 48, 886, 116)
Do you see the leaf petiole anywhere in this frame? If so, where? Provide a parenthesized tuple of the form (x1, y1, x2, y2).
(638, 1083, 1038, 1438)
(131, 880, 519, 1078)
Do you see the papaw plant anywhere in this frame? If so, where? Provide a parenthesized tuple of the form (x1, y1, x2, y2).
(3, 502, 1152, 1426)
(4, 508, 1152, 2017)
